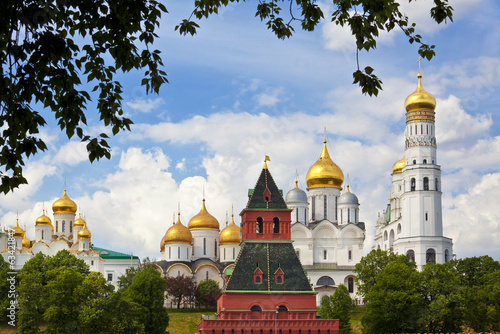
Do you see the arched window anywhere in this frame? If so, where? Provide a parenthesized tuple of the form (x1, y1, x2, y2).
(251, 305, 262, 312)
(296, 208, 299, 222)
(423, 159, 427, 164)
(316, 276, 334, 286)
(41, 230, 44, 239)
(277, 305, 288, 312)
(426, 248, 436, 264)
(215, 240, 217, 257)
(423, 177, 429, 190)
(233, 247, 235, 259)
(413, 159, 416, 165)
(255, 276, 261, 283)
(383, 230, 388, 241)
(62, 220, 65, 232)
(224, 248, 226, 260)
(435, 178, 439, 191)
(203, 238, 206, 255)
(56, 221, 58, 232)
(273, 217, 280, 234)
(348, 277, 354, 293)
(406, 250, 415, 262)
(323, 250, 327, 260)
(276, 276, 282, 284)
(445, 249, 450, 262)
(348, 250, 352, 260)
(256, 217, 263, 234)
(411, 178, 416, 191)
(178, 247, 180, 258)
(397, 223, 401, 234)
(311, 197, 316, 220)
(324, 195, 327, 219)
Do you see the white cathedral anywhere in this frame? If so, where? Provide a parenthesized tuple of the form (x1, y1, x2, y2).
(0, 190, 140, 287)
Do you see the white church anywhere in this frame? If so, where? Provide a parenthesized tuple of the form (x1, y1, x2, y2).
(0, 190, 140, 287)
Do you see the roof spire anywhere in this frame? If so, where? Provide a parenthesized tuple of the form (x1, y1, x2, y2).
(263, 155, 270, 170)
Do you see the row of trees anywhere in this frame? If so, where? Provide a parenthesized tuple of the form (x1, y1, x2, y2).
(353, 250, 500, 333)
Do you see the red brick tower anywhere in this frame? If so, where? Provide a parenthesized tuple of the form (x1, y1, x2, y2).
(197, 159, 338, 334)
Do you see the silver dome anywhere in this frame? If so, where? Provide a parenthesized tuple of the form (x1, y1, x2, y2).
(339, 191, 359, 205)
(286, 187, 307, 203)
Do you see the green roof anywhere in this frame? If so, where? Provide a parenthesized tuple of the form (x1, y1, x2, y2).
(92, 246, 140, 260)
(225, 242, 312, 292)
(246, 167, 288, 210)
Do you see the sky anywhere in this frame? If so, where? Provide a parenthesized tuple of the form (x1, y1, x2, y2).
(1, 1, 500, 262)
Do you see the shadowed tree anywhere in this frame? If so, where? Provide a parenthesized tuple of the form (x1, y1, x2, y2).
(165, 274, 197, 309)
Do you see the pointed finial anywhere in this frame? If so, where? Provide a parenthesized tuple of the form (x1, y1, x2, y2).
(173, 212, 175, 226)
(323, 127, 327, 142)
(225, 211, 228, 227)
(417, 56, 422, 73)
(203, 185, 205, 200)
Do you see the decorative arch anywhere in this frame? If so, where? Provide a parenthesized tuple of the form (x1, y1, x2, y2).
(406, 249, 415, 262)
(194, 263, 220, 274)
(166, 262, 192, 276)
(316, 276, 335, 286)
(141, 262, 164, 275)
(426, 248, 436, 264)
(312, 222, 337, 239)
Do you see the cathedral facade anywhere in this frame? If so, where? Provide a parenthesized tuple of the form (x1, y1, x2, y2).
(0, 190, 140, 287)
(374, 69, 453, 268)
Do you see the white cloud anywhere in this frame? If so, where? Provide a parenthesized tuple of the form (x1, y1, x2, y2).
(176, 158, 186, 171)
(53, 141, 88, 166)
(125, 98, 165, 113)
(255, 87, 285, 108)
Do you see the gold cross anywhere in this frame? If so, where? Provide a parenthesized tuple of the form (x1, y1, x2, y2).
(417, 56, 422, 72)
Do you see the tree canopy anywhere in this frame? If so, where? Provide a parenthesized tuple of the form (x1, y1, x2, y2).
(1, 0, 453, 193)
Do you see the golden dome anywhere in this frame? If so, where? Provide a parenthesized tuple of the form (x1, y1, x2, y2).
(165, 214, 192, 245)
(22, 233, 30, 248)
(74, 213, 86, 228)
(12, 219, 24, 238)
(78, 223, 91, 240)
(404, 71, 436, 113)
(35, 210, 52, 226)
(392, 156, 406, 174)
(188, 199, 220, 230)
(160, 234, 166, 251)
(306, 140, 344, 189)
(52, 190, 77, 215)
(219, 215, 241, 245)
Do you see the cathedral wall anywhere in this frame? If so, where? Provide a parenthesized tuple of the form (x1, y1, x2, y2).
(191, 229, 219, 261)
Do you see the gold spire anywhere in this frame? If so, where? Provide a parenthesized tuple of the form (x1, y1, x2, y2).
(164, 212, 193, 245)
(404, 61, 436, 122)
(263, 155, 270, 170)
(219, 214, 241, 245)
(12, 219, 24, 238)
(73, 213, 86, 227)
(52, 189, 78, 215)
(305, 139, 344, 189)
(78, 222, 91, 240)
(35, 209, 52, 226)
(187, 198, 220, 230)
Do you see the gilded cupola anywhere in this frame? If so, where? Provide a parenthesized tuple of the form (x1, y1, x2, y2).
(73, 213, 86, 227)
(35, 210, 52, 226)
(22, 233, 30, 248)
(164, 213, 193, 245)
(404, 66, 436, 124)
(52, 190, 78, 215)
(306, 140, 344, 189)
(78, 222, 91, 240)
(12, 219, 25, 238)
(392, 156, 406, 174)
(188, 199, 220, 231)
(219, 215, 241, 245)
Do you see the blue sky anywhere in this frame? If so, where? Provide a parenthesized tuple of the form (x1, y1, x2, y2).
(2, 1, 499, 262)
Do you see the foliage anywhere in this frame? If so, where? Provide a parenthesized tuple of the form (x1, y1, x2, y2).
(177, 0, 454, 97)
(362, 261, 423, 334)
(0, 0, 167, 193)
(353, 249, 414, 297)
(0, 256, 12, 323)
(117, 257, 154, 290)
(165, 274, 197, 309)
(124, 267, 169, 333)
(319, 284, 353, 334)
(195, 279, 220, 309)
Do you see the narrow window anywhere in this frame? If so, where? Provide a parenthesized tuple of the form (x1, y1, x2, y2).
(410, 126, 412, 135)
(203, 238, 206, 255)
(255, 276, 261, 283)
(296, 208, 298, 222)
(233, 247, 235, 259)
(215, 240, 217, 257)
(324, 195, 327, 220)
(224, 248, 226, 260)
(178, 247, 180, 258)
(427, 124, 429, 134)
(323, 250, 327, 260)
(407, 250, 415, 262)
(413, 159, 416, 165)
(311, 197, 315, 220)
(415, 124, 417, 134)
(435, 178, 439, 191)
(411, 178, 416, 191)
(348, 209, 350, 223)
(340, 209, 343, 223)
(445, 249, 450, 262)
(348, 250, 352, 260)
(277, 276, 282, 284)
(273, 217, 280, 234)
(91, 260, 94, 265)
(41, 230, 44, 239)
(169, 247, 171, 258)
(425, 212, 428, 221)
(348, 277, 354, 293)
(62, 221, 65, 232)
(256, 217, 263, 233)
(426, 249, 436, 264)
(107, 274, 113, 282)
(70, 222, 72, 233)
(335, 196, 337, 221)
(421, 124, 423, 134)
(423, 177, 429, 190)
(423, 159, 427, 164)
(178, 271, 180, 277)
(206, 271, 209, 281)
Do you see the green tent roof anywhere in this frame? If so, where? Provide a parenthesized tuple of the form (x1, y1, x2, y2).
(246, 167, 288, 210)
(93, 246, 139, 260)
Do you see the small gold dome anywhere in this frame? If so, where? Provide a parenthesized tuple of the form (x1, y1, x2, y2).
(78, 223, 91, 240)
(74, 213, 86, 228)
(52, 190, 77, 215)
(165, 214, 193, 245)
(404, 71, 436, 112)
(392, 156, 406, 174)
(188, 199, 220, 230)
(35, 210, 52, 226)
(160, 234, 166, 251)
(12, 219, 24, 238)
(306, 140, 344, 189)
(219, 215, 241, 245)
(22, 233, 30, 248)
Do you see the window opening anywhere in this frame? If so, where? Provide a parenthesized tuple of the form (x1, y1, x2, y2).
(348, 277, 354, 293)
(407, 250, 415, 262)
(273, 217, 280, 234)
(411, 178, 416, 191)
(62, 221, 65, 232)
(348, 250, 352, 260)
(324, 195, 327, 220)
(426, 249, 436, 264)
(256, 217, 263, 233)
(323, 250, 327, 260)
(316, 276, 334, 286)
(423, 177, 429, 190)
(203, 238, 206, 255)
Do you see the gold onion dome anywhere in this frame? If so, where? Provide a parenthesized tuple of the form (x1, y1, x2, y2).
(12, 219, 25, 238)
(35, 210, 52, 226)
(22, 233, 30, 248)
(160, 234, 166, 251)
(52, 190, 78, 215)
(404, 71, 436, 112)
(219, 215, 241, 245)
(392, 156, 406, 174)
(187, 199, 220, 230)
(165, 214, 192, 245)
(306, 140, 344, 189)
(74, 213, 86, 227)
(78, 223, 91, 240)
